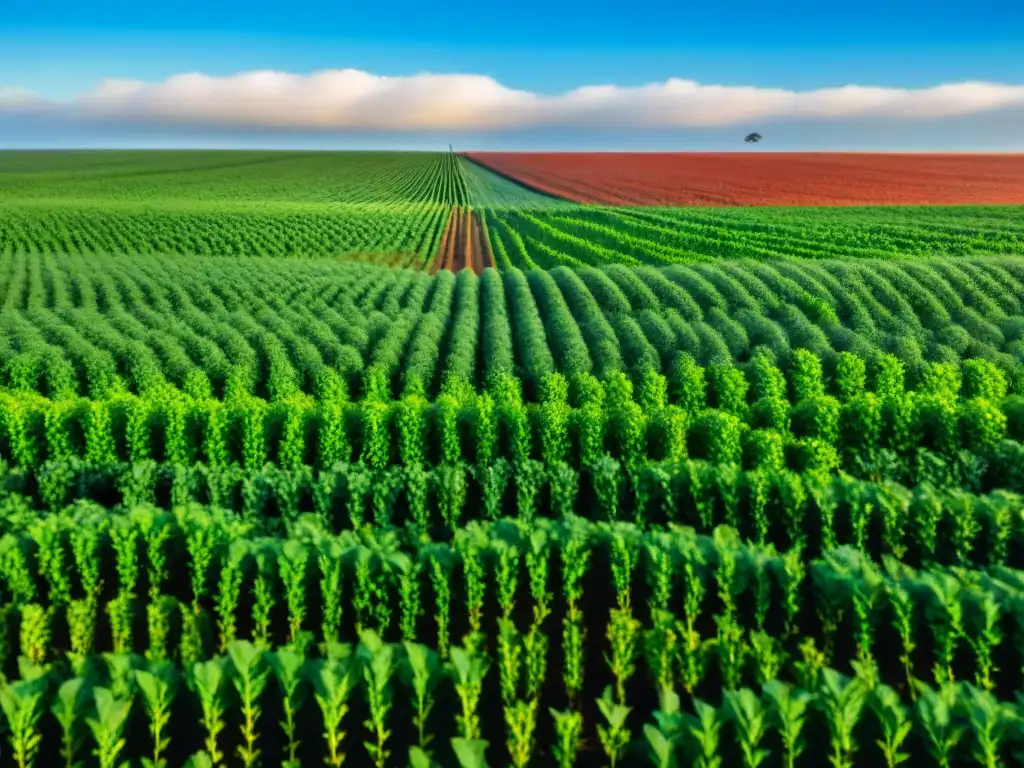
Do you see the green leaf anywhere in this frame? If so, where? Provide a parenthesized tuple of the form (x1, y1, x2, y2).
(182, 751, 214, 768)
(644, 724, 675, 767)
(450, 647, 471, 682)
(16, 657, 47, 683)
(192, 657, 226, 699)
(401, 640, 440, 691)
(597, 686, 632, 729)
(408, 746, 440, 768)
(320, 640, 355, 664)
(92, 687, 132, 732)
(53, 676, 87, 718)
(452, 738, 490, 768)
(134, 663, 179, 707)
(269, 646, 307, 690)
(227, 639, 264, 676)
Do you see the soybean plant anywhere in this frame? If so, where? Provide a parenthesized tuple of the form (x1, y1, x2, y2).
(269, 646, 309, 767)
(135, 662, 179, 768)
(51, 677, 88, 768)
(0, 671, 48, 768)
(309, 644, 358, 768)
(86, 688, 132, 768)
(192, 658, 228, 766)
(402, 641, 442, 755)
(359, 630, 397, 768)
(227, 640, 271, 768)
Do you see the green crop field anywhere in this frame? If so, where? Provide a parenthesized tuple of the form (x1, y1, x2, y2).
(2, 150, 1024, 768)
(0, 151, 469, 265)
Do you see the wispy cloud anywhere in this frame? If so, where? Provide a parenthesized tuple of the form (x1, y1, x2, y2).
(0, 86, 43, 108)
(4, 69, 1024, 131)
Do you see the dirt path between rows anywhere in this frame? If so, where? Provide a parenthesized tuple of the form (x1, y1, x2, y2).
(431, 207, 495, 274)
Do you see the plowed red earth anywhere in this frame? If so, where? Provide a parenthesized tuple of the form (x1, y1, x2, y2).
(466, 152, 1024, 206)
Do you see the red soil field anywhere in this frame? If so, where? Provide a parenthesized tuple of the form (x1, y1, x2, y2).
(465, 152, 1024, 206)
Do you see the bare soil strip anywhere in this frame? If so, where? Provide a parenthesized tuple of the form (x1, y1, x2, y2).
(432, 206, 492, 275)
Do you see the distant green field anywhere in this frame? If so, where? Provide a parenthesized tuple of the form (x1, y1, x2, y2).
(3, 150, 1024, 265)
(0, 151, 468, 264)
(0, 150, 466, 204)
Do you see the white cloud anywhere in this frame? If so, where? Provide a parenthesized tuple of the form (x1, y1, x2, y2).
(3, 69, 1024, 131)
(0, 86, 43, 108)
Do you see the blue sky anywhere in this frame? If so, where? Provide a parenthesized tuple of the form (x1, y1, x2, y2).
(3, 0, 1023, 149)
(5, 0, 1020, 50)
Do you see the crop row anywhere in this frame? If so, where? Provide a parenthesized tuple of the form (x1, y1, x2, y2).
(0, 639, 1019, 768)
(3, 253, 1024, 402)
(4, 455, 1022, 569)
(4, 350, 1024, 489)
(0, 505, 1023, 765)
(484, 205, 1024, 268)
(0, 202, 451, 264)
